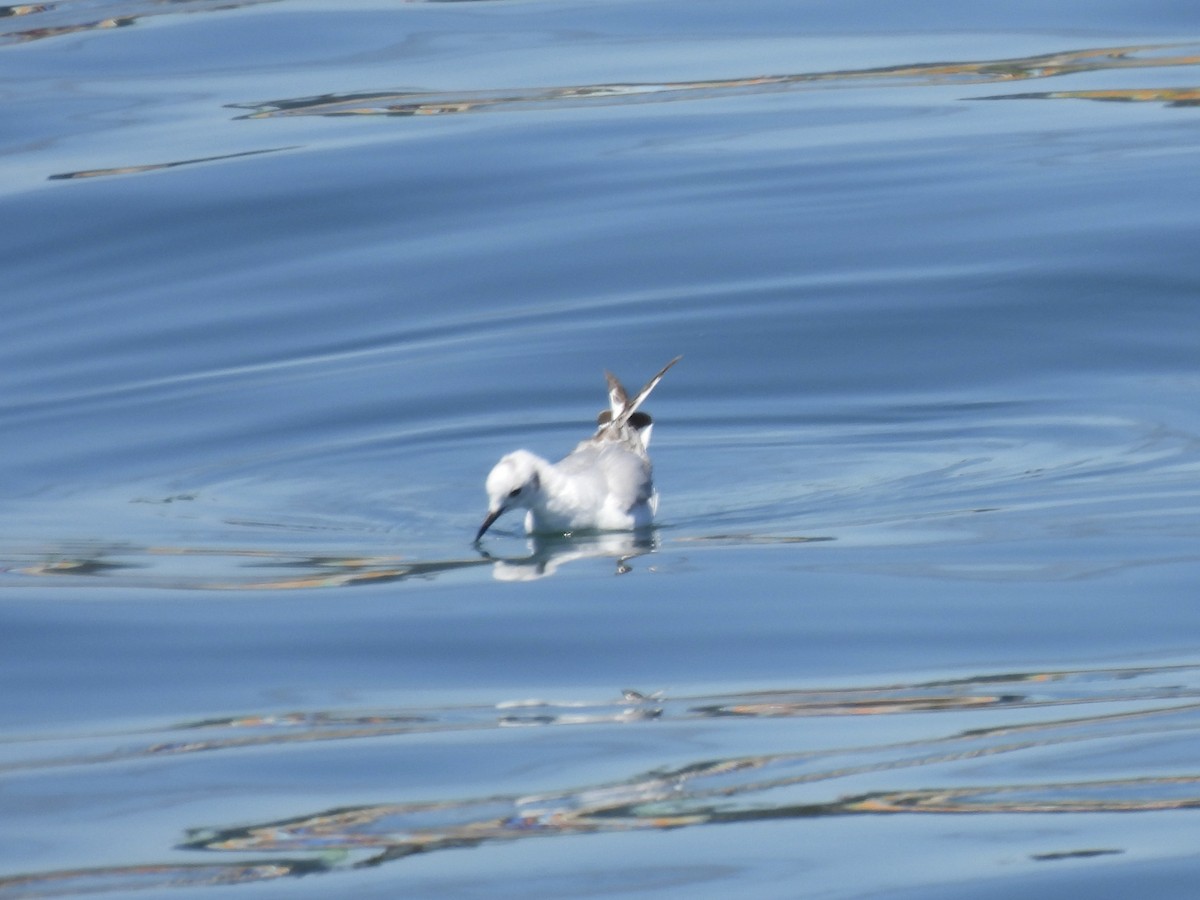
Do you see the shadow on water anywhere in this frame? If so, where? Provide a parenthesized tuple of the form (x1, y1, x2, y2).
(3, 663, 1200, 894)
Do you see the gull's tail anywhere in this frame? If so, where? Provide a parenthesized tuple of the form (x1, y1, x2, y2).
(596, 356, 682, 446)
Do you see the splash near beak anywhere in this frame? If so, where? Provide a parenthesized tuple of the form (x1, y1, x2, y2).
(475, 508, 504, 542)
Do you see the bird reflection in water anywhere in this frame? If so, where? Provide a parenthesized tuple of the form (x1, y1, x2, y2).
(481, 530, 659, 581)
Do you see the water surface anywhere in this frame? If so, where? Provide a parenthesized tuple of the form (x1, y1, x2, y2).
(2, 0, 1200, 896)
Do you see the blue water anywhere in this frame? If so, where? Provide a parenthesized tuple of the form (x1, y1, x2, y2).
(3, 1, 1200, 896)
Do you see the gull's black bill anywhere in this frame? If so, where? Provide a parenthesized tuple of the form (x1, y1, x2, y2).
(475, 508, 503, 542)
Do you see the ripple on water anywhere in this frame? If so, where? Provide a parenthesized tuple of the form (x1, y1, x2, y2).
(3, 663, 1200, 894)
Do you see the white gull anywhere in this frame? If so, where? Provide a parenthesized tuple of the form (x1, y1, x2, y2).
(475, 357, 681, 541)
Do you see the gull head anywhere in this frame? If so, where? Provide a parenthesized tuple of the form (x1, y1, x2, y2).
(476, 450, 543, 541)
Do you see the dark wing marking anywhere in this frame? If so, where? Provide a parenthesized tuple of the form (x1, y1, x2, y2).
(600, 356, 681, 433)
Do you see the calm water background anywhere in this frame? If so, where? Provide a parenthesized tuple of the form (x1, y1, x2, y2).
(3, 0, 1200, 896)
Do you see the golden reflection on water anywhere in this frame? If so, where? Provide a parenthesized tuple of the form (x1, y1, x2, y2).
(0, 4, 51, 18)
(0, 0, 512, 46)
(25, 39, 1199, 182)
(47, 147, 294, 181)
(1, 13, 133, 45)
(0, 0, 278, 45)
(981, 87, 1200, 107)
(7, 545, 486, 589)
(230, 43, 1200, 119)
(2, 664, 1200, 893)
(5, 531, 672, 588)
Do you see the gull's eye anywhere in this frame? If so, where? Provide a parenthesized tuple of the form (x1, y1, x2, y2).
(508, 487, 521, 497)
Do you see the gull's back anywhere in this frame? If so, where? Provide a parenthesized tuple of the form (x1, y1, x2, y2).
(536, 359, 682, 531)
(552, 440, 655, 528)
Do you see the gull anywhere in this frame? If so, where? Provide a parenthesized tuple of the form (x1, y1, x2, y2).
(475, 357, 682, 541)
